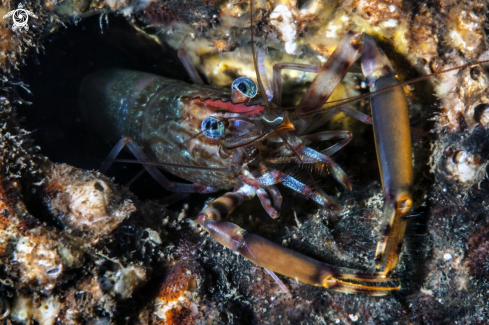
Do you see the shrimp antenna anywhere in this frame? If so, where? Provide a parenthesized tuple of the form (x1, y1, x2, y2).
(250, 0, 269, 105)
(298, 59, 489, 118)
(106, 159, 231, 172)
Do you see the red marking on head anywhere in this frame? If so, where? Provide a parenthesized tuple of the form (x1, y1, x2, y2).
(189, 98, 265, 115)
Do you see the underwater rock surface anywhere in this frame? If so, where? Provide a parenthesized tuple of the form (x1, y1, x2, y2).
(0, 0, 487, 324)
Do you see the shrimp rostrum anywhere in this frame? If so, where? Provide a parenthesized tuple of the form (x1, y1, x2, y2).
(79, 26, 414, 295)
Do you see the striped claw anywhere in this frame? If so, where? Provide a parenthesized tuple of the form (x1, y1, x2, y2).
(199, 203, 400, 295)
(198, 185, 400, 296)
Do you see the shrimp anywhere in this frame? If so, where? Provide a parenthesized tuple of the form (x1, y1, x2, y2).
(78, 1, 489, 295)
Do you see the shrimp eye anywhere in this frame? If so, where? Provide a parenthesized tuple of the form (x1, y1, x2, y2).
(232, 77, 257, 99)
(201, 116, 225, 139)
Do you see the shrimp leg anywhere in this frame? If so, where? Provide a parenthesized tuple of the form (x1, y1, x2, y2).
(101, 137, 220, 193)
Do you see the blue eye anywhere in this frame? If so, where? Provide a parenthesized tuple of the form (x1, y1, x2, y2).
(232, 77, 257, 98)
(201, 117, 225, 139)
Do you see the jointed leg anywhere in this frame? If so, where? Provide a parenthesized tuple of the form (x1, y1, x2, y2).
(267, 185, 282, 212)
(266, 155, 320, 164)
(177, 49, 204, 85)
(287, 32, 363, 134)
(101, 137, 219, 193)
(272, 61, 365, 107)
(264, 133, 351, 189)
(301, 32, 362, 109)
(291, 33, 413, 278)
(256, 188, 279, 219)
(255, 169, 338, 209)
(302, 130, 352, 157)
(285, 32, 412, 279)
(294, 145, 351, 190)
(374, 198, 411, 276)
(268, 130, 353, 164)
(273, 63, 321, 106)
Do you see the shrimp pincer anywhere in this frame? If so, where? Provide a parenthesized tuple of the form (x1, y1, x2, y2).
(79, 5, 488, 294)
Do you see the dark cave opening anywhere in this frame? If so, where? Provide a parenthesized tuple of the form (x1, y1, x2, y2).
(19, 14, 201, 202)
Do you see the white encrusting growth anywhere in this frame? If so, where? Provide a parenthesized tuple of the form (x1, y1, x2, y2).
(270, 4, 300, 55)
(11, 295, 60, 325)
(13, 235, 64, 292)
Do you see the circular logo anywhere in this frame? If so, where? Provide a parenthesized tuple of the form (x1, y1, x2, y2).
(3, 3, 38, 32)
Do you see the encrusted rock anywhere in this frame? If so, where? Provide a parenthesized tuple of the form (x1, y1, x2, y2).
(43, 162, 136, 241)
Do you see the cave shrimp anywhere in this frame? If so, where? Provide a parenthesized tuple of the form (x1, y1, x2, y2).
(79, 4, 489, 295)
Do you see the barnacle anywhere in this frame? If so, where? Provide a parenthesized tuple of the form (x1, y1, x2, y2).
(42, 163, 137, 241)
(443, 150, 487, 185)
